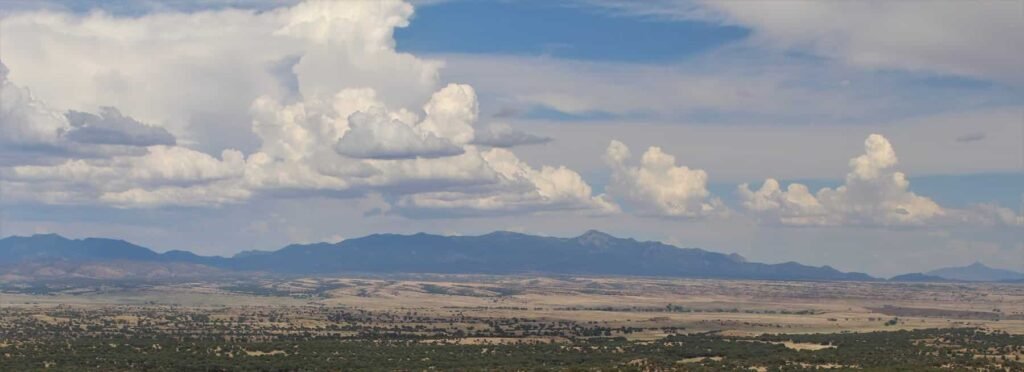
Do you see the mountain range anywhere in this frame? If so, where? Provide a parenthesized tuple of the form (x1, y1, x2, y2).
(0, 231, 875, 281)
(4, 231, 1021, 283)
(924, 262, 1024, 282)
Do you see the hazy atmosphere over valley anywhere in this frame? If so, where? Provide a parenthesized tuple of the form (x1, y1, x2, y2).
(0, 0, 1022, 277)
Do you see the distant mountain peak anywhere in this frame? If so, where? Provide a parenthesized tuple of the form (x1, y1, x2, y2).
(726, 253, 747, 263)
(578, 229, 614, 239)
(22, 233, 69, 241)
(0, 233, 72, 245)
(925, 261, 1024, 282)
(482, 230, 527, 238)
(574, 230, 616, 246)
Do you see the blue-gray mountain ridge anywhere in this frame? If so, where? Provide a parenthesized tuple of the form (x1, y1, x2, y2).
(0, 230, 875, 281)
(924, 262, 1024, 282)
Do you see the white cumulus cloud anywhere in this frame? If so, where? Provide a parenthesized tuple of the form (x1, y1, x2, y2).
(604, 140, 722, 218)
(0, 1, 612, 217)
(417, 84, 479, 145)
(395, 148, 618, 217)
(0, 0, 442, 152)
(739, 134, 944, 226)
(334, 110, 463, 160)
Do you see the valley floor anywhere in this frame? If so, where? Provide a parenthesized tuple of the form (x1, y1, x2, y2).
(2, 275, 1024, 370)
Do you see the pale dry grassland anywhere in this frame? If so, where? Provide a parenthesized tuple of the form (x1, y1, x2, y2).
(3, 275, 1024, 337)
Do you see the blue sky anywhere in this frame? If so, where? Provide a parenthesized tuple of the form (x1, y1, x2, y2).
(396, 1, 749, 62)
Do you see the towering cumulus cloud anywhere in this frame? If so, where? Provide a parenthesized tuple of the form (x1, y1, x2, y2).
(739, 134, 944, 226)
(0, 1, 610, 216)
(604, 140, 721, 218)
(0, 62, 67, 149)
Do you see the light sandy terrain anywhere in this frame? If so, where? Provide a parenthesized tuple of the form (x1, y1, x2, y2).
(3, 275, 1024, 336)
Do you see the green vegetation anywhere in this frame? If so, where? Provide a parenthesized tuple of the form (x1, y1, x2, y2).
(3, 328, 1023, 370)
(2, 305, 1023, 371)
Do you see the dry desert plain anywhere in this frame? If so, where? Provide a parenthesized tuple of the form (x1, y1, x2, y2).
(4, 275, 1024, 336)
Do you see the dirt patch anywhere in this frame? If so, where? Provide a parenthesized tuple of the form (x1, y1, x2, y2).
(243, 349, 287, 357)
(678, 356, 723, 364)
(778, 341, 835, 351)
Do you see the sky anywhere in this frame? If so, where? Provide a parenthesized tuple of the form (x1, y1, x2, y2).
(0, 0, 1021, 277)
